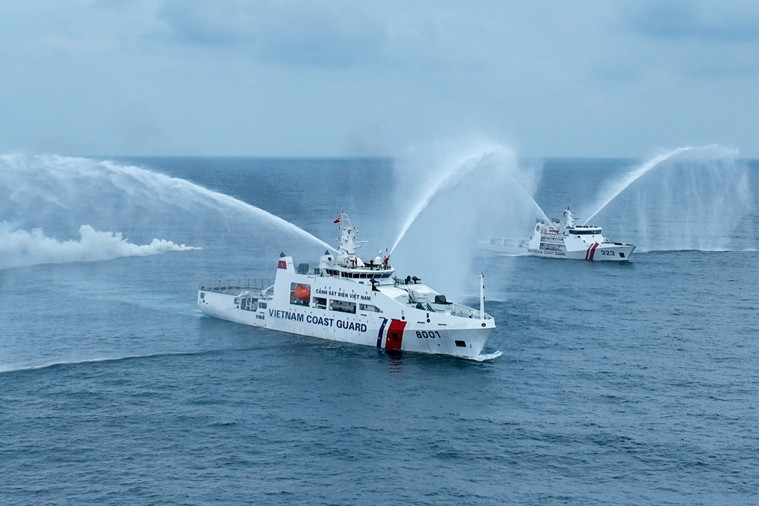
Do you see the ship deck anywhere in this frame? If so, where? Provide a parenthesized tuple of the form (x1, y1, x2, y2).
(198, 278, 274, 295)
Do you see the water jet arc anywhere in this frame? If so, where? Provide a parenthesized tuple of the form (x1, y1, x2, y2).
(390, 151, 508, 255)
(389, 154, 481, 255)
(582, 146, 694, 225)
(0, 154, 337, 256)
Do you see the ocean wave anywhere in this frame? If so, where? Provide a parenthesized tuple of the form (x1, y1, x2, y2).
(0, 347, 250, 375)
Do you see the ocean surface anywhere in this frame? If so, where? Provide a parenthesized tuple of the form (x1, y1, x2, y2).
(1, 149, 758, 504)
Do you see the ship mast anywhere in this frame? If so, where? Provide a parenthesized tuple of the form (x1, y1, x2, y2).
(479, 273, 485, 320)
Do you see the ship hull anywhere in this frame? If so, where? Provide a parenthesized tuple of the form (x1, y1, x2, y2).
(528, 243, 635, 261)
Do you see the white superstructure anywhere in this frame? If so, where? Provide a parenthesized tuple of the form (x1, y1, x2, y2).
(525, 207, 635, 261)
(198, 212, 499, 359)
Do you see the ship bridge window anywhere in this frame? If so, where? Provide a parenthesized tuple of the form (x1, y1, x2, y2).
(290, 283, 311, 306)
(330, 299, 356, 314)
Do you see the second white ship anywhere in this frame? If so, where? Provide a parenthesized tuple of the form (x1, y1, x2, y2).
(526, 207, 635, 261)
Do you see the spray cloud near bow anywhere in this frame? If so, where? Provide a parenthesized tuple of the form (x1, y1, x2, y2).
(387, 140, 543, 297)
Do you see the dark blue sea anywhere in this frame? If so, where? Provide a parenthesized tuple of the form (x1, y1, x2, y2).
(1, 148, 758, 504)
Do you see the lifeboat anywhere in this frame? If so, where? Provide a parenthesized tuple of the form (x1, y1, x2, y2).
(293, 284, 311, 301)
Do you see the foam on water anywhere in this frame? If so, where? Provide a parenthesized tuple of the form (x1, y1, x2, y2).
(468, 350, 503, 362)
(0, 348, 243, 375)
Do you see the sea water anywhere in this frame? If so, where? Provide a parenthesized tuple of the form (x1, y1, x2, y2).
(1, 154, 758, 504)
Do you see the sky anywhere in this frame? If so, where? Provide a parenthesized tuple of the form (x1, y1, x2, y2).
(2, 0, 759, 158)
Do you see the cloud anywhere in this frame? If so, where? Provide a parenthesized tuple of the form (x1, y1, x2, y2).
(608, 1, 759, 82)
(626, 1, 759, 43)
(3, 0, 759, 157)
(38, 34, 113, 54)
(153, 1, 480, 71)
(157, 0, 253, 46)
(157, 0, 388, 68)
(256, 3, 387, 67)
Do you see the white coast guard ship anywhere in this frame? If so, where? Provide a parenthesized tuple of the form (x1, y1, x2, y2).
(526, 207, 635, 261)
(198, 212, 499, 360)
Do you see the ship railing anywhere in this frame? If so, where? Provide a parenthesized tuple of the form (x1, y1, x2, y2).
(448, 302, 493, 320)
(199, 278, 274, 295)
